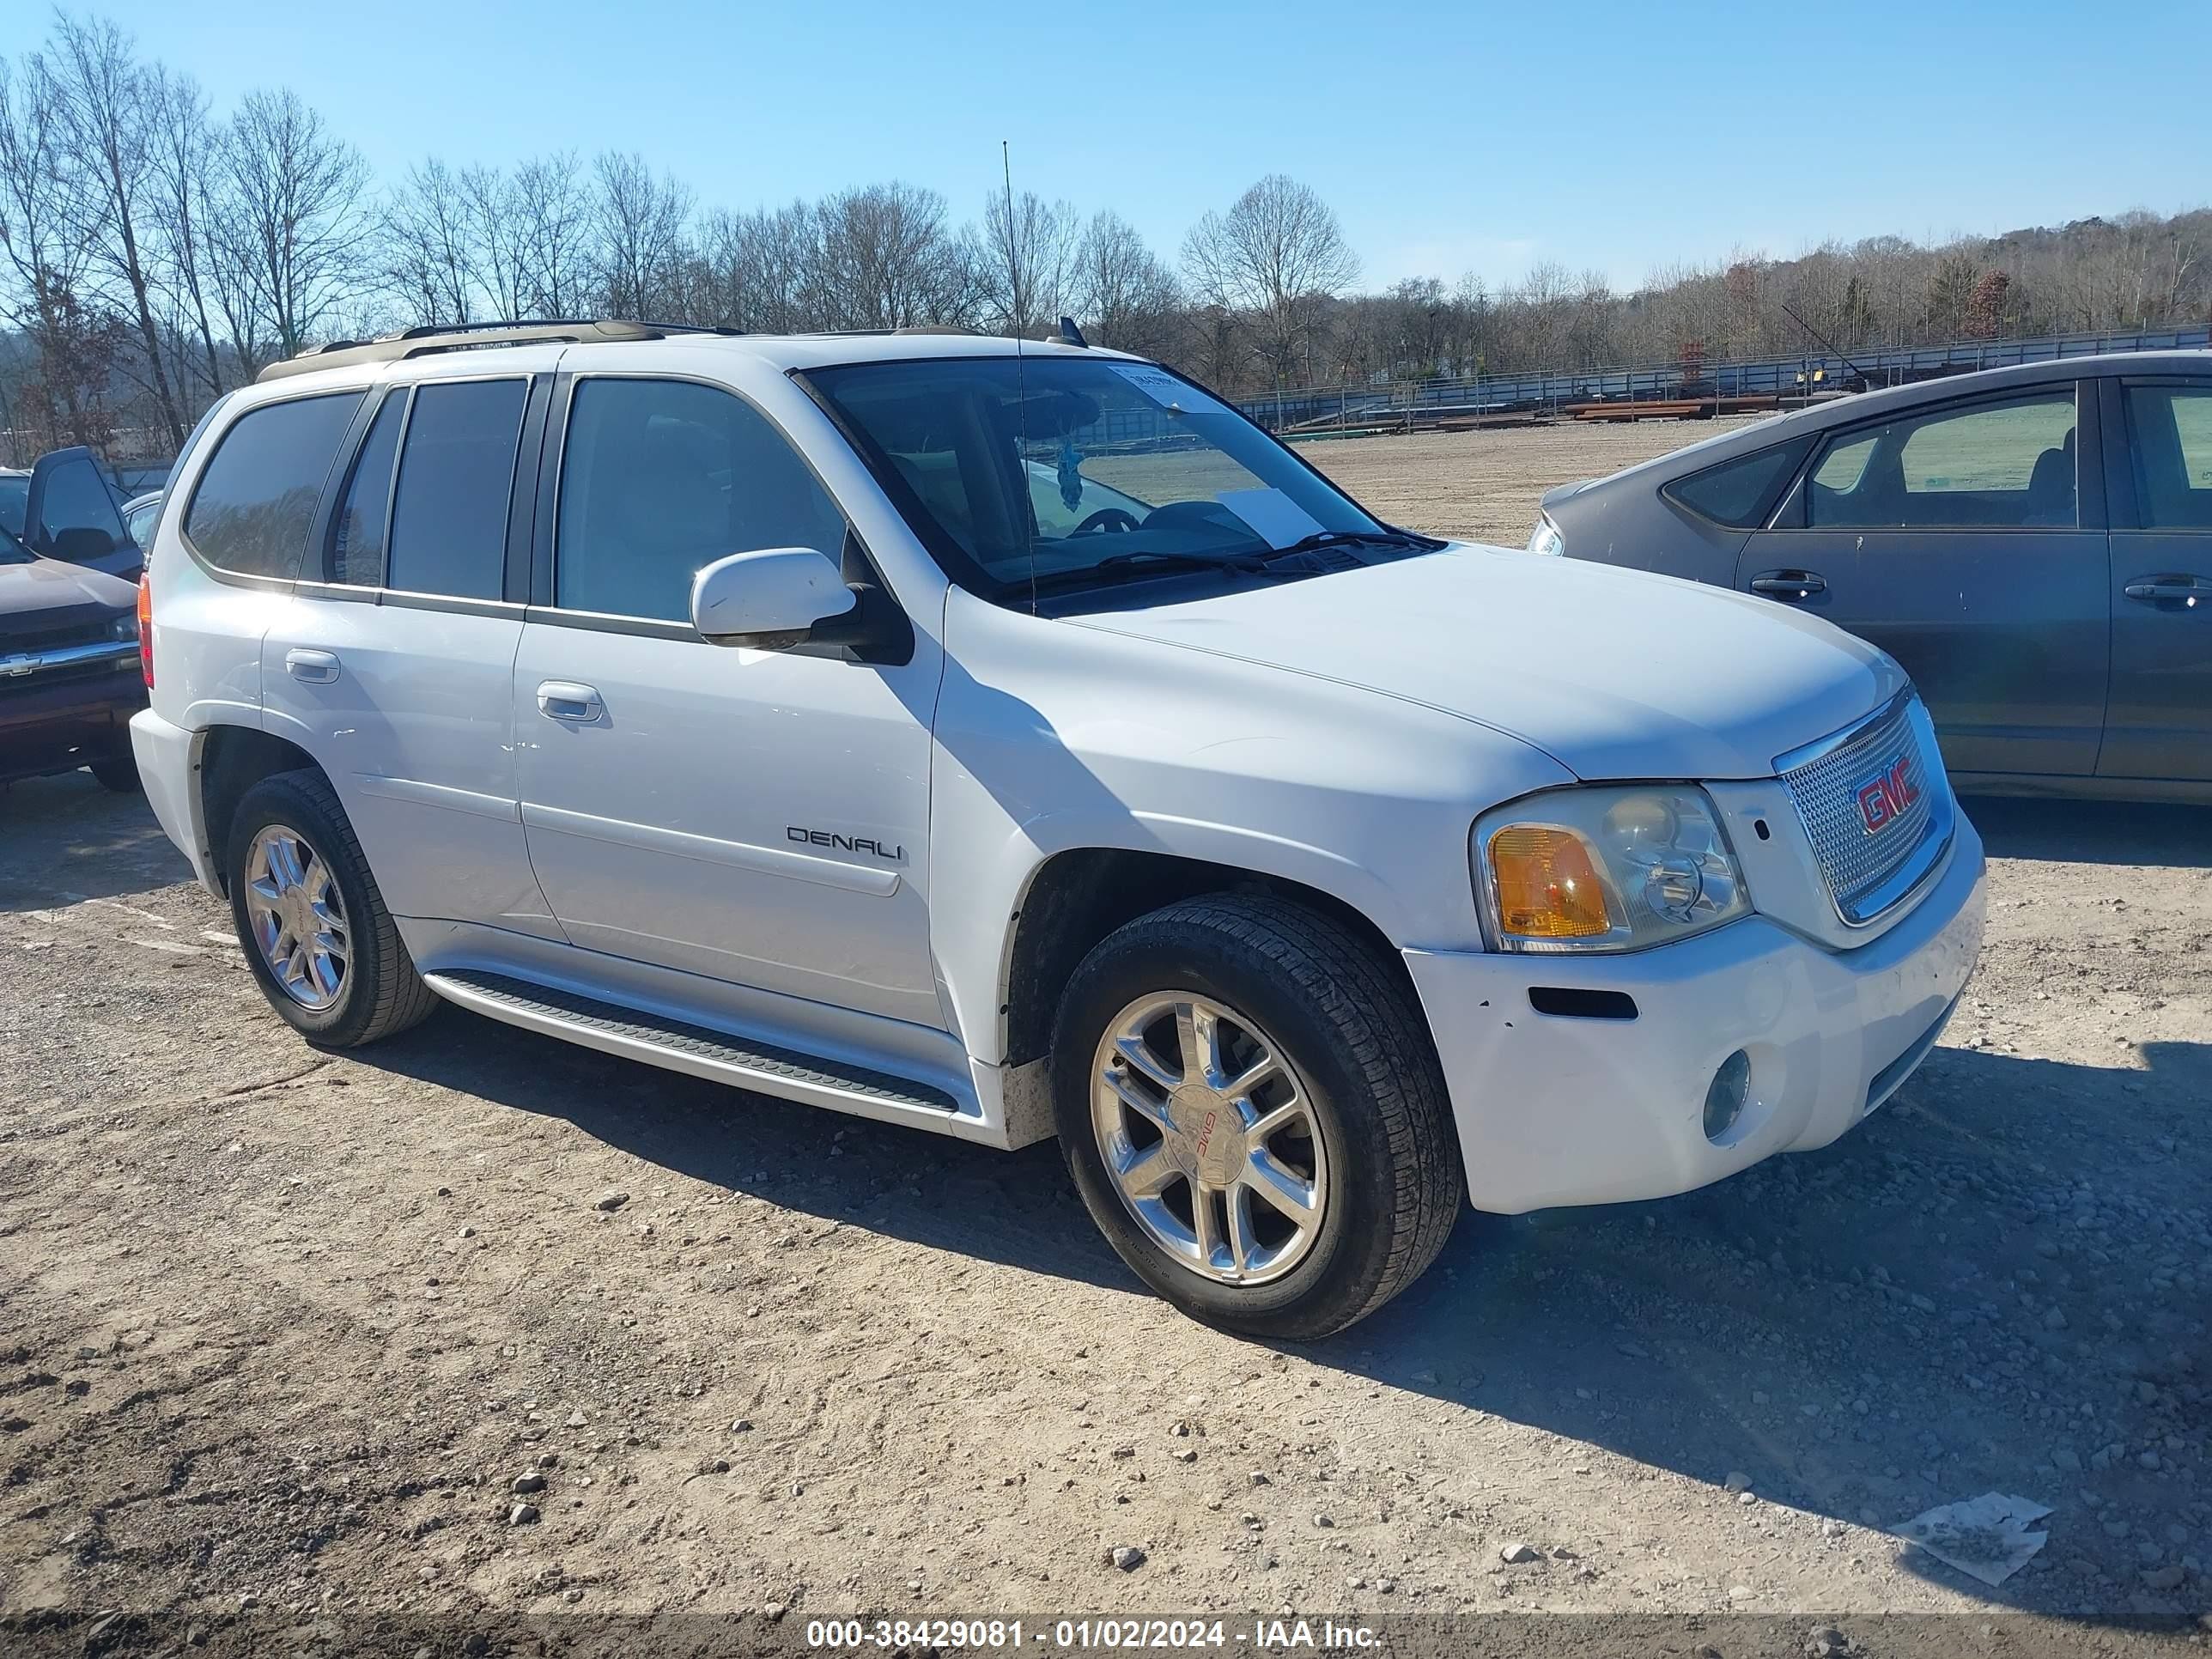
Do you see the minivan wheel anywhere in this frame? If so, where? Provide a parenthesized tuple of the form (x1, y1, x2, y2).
(226, 769, 437, 1048)
(1049, 893, 1463, 1340)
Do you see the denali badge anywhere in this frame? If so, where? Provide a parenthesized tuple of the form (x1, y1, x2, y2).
(1854, 755, 1918, 834)
(787, 826, 906, 862)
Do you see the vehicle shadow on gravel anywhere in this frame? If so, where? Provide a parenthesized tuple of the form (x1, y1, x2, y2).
(359, 989, 2209, 1611)
(0, 774, 191, 910)
(1338, 1036, 2211, 1612)
(1963, 795, 2212, 869)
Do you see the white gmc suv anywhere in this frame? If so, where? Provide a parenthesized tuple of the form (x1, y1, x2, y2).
(131, 320, 1986, 1338)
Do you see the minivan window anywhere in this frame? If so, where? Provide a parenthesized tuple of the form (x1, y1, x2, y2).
(2125, 383, 2212, 530)
(386, 379, 527, 599)
(1662, 435, 1814, 528)
(555, 377, 848, 622)
(184, 392, 364, 579)
(1807, 391, 2078, 530)
(329, 392, 406, 586)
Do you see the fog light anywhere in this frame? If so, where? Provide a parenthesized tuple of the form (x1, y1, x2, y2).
(1704, 1049, 1750, 1142)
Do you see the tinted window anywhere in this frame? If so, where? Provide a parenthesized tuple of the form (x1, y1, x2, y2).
(329, 392, 406, 586)
(1663, 435, 1814, 528)
(1808, 392, 2077, 530)
(0, 474, 26, 539)
(556, 378, 847, 622)
(2125, 384, 2212, 530)
(35, 456, 126, 556)
(386, 379, 526, 599)
(185, 392, 364, 578)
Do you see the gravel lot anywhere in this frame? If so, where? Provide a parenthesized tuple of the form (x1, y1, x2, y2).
(3, 420, 2207, 1654)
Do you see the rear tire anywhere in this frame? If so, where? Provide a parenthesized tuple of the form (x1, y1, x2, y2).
(226, 769, 437, 1048)
(1049, 892, 1462, 1340)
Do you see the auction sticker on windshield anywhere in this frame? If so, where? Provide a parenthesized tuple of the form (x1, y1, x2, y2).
(1110, 362, 1230, 416)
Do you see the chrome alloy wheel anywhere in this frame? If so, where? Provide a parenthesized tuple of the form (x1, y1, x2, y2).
(1090, 992, 1330, 1285)
(242, 823, 350, 1010)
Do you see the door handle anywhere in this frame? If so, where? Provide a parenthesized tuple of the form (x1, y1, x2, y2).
(2123, 574, 2211, 608)
(536, 680, 605, 722)
(1748, 570, 1827, 601)
(284, 647, 340, 684)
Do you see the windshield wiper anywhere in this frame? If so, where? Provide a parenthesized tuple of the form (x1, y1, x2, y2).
(1045, 548, 1296, 586)
(1263, 527, 1435, 560)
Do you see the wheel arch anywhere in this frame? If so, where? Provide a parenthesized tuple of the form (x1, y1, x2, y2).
(997, 846, 1421, 1071)
(198, 722, 324, 894)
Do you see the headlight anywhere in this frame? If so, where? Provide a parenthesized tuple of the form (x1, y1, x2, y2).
(1473, 785, 1749, 952)
(111, 614, 139, 641)
(1525, 513, 1565, 556)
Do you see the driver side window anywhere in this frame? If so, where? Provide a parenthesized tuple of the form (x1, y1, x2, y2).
(555, 378, 848, 623)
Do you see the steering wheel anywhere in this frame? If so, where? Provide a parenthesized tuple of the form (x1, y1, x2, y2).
(1073, 507, 1141, 535)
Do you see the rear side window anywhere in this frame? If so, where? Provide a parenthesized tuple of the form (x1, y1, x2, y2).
(2124, 383, 2212, 530)
(1662, 435, 1814, 528)
(1807, 391, 2077, 530)
(386, 379, 527, 599)
(329, 392, 406, 586)
(185, 392, 364, 579)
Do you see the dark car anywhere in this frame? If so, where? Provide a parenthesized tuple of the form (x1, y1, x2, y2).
(1528, 351, 2212, 801)
(0, 523, 145, 792)
(0, 446, 146, 581)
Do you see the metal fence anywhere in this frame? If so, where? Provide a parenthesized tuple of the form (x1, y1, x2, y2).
(1232, 324, 2212, 432)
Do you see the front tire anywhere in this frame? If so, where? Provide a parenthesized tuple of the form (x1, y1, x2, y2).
(1049, 893, 1463, 1340)
(225, 769, 437, 1048)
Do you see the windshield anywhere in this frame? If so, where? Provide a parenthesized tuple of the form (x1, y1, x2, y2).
(0, 475, 26, 541)
(805, 356, 1410, 598)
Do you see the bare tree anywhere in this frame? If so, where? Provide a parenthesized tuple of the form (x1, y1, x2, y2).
(1073, 210, 1180, 356)
(382, 157, 475, 325)
(48, 12, 189, 446)
(592, 150, 691, 319)
(817, 181, 970, 330)
(510, 152, 592, 317)
(143, 66, 228, 398)
(0, 48, 117, 450)
(1181, 175, 1358, 389)
(978, 188, 1079, 337)
(216, 88, 370, 363)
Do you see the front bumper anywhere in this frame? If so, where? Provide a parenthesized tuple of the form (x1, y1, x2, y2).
(1405, 814, 1986, 1214)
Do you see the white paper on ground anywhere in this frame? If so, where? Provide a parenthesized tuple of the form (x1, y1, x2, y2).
(1214, 488, 1326, 548)
(1890, 1492, 2052, 1586)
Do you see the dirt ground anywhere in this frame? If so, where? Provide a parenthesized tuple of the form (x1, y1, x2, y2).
(3, 420, 2209, 1655)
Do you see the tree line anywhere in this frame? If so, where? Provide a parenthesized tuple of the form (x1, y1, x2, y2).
(3, 10, 2206, 463)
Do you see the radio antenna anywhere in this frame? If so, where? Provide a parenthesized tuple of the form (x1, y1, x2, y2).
(1004, 139, 1037, 612)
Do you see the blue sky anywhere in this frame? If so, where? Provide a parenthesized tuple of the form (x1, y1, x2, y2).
(78, 0, 2212, 290)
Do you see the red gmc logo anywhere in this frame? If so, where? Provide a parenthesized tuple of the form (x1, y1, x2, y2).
(1855, 755, 1918, 833)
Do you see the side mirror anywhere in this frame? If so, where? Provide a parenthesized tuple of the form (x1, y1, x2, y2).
(690, 547, 857, 649)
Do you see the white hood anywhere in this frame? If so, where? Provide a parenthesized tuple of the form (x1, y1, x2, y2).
(1068, 544, 1905, 781)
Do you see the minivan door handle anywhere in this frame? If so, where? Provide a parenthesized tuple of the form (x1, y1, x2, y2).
(2123, 574, 2212, 608)
(535, 680, 605, 723)
(1749, 569, 1827, 601)
(284, 647, 340, 684)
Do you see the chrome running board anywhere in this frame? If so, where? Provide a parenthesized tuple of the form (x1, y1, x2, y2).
(422, 968, 963, 1121)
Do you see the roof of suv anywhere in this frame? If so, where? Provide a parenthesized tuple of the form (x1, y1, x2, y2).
(252, 325, 1133, 398)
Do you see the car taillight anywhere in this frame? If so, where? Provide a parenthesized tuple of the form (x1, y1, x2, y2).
(137, 574, 153, 687)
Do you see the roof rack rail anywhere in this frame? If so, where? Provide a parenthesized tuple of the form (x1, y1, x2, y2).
(255, 318, 738, 383)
